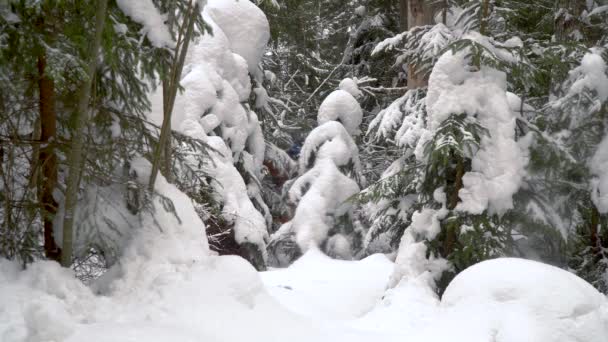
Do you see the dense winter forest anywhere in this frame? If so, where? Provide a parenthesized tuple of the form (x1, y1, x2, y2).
(1, 0, 608, 341)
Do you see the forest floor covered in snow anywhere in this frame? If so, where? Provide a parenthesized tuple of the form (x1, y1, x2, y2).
(2, 246, 608, 342)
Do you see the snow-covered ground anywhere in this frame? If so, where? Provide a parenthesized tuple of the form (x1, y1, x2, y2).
(2, 246, 607, 342)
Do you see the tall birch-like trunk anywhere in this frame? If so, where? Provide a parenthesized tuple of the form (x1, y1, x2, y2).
(149, 0, 197, 191)
(406, 0, 435, 88)
(60, 0, 108, 267)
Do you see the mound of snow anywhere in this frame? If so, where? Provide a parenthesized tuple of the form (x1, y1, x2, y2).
(261, 248, 394, 320)
(361, 258, 608, 342)
(52, 157, 209, 267)
(441, 258, 608, 342)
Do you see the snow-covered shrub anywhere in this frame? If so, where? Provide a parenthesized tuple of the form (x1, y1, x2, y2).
(268, 80, 366, 265)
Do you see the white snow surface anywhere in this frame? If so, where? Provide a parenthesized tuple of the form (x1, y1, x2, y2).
(3, 247, 608, 342)
(52, 157, 208, 267)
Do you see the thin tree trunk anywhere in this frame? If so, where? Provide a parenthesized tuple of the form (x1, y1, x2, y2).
(161, 2, 177, 184)
(407, 0, 435, 88)
(448, 157, 465, 211)
(37, 53, 60, 262)
(479, 0, 490, 36)
(60, 0, 108, 267)
(590, 205, 600, 256)
(149, 0, 197, 191)
(399, 0, 408, 31)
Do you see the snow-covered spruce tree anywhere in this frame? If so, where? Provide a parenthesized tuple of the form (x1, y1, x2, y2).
(267, 79, 366, 265)
(55, 0, 211, 270)
(360, 8, 457, 257)
(256, 1, 399, 239)
(548, 49, 608, 291)
(360, 1, 550, 293)
(0, 0, 186, 266)
(0, 0, 216, 274)
(0, 1, 71, 263)
(153, 0, 273, 270)
(516, 0, 608, 292)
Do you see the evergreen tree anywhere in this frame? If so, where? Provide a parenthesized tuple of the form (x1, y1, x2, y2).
(268, 79, 367, 265)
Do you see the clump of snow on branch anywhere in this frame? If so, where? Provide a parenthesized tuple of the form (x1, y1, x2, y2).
(116, 0, 175, 48)
(425, 36, 529, 215)
(205, 0, 270, 79)
(368, 88, 427, 150)
(290, 159, 360, 251)
(298, 121, 361, 175)
(317, 82, 363, 136)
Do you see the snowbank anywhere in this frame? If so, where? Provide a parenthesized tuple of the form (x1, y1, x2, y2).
(441, 258, 608, 342)
(2, 250, 607, 342)
(261, 249, 393, 320)
(52, 157, 209, 267)
(359, 258, 608, 342)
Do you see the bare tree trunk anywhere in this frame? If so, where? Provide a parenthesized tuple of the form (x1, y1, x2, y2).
(407, 0, 435, 88)
(37, 53, 61, 262)
(60, 0, 108, 267)
(399, 0, 408, 31)
(149, 0, 197, 191)
(479, 0, 490, 36)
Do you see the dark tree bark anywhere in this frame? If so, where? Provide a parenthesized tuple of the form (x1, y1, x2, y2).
(399, 0, 408, 31)
(37, 53, 61, 262)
